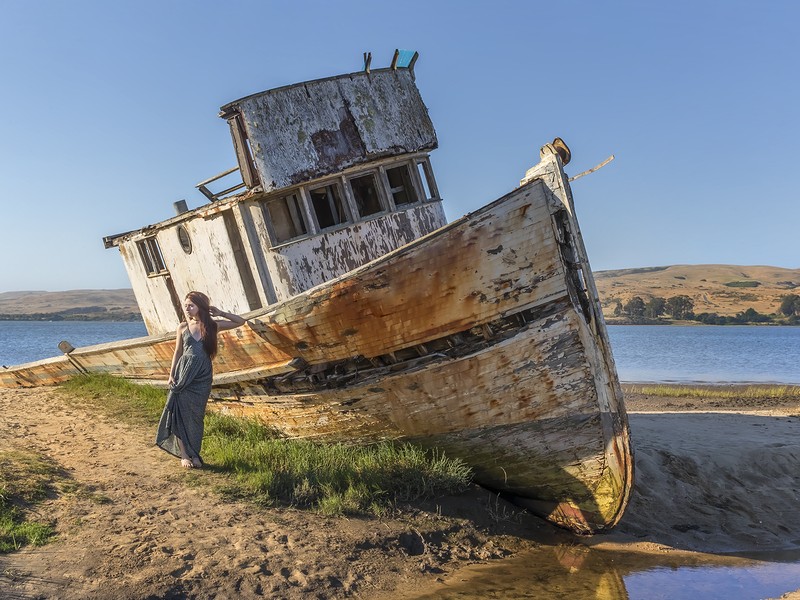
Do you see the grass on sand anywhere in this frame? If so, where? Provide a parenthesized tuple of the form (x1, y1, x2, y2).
(622, 383, 800, 400)
(60, 374, 472, 517)
(0, 451, 62, 552)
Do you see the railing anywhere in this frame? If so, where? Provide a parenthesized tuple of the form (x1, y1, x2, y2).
(195, 166, 247, 201)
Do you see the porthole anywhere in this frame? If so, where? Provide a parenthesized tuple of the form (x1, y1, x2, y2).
(177, 225, 192, 254)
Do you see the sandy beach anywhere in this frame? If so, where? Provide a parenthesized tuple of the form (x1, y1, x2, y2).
(1, 385, 799, 599)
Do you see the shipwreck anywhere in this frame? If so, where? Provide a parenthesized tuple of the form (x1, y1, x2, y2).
(1, 51, 633, 534)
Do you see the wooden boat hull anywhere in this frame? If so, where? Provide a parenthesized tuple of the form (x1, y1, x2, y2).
(215, 304, 629, 532)
(0, 152, 633, 533)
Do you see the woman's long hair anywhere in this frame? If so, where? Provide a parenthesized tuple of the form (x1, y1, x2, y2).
(185, 291, 218, 358)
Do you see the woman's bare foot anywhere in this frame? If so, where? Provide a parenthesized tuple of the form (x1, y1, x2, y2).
(191, 457, 203, 469)
(181, 458, 194, 468)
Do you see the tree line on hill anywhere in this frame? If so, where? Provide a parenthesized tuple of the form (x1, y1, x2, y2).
(611, 293, 800, 325)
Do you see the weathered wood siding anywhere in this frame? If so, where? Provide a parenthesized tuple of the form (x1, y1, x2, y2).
(118, 243, 178, 335)
(115, 177, 445, 335)
(244, 200, 446, 301)
(0, 356, 78, 387)
(244, 185, 564, 363)
(224, 69, 437, 191)
(521, 147, 632, 527)
(119, 213, 256, 335)
(199, 152, 630, 531)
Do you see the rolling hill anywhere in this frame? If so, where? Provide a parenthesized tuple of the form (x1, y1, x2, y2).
(0, 289, 140, 320)
(594, 264, 800, 321)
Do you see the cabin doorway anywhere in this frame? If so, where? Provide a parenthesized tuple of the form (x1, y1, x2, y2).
(222, 211, 263, 311)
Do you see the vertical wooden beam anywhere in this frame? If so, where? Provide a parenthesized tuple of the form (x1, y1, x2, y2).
(227, 114, 258, 188)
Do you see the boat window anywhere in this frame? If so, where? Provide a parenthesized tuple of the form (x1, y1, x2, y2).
(177, 225, 192, 254)
(415, 159, 439, 201)
(309, 183, 350, 229)
(386, 164, 418, 206)
(265, 193, 307, 243)
(349, 173, 384, 217)
(136, 237, 168, 276)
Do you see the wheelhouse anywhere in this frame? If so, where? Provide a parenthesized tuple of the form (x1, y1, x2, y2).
(104, 54, 447, 335)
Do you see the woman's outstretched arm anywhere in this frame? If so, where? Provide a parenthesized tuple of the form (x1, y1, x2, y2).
(209, 306, 247, 331)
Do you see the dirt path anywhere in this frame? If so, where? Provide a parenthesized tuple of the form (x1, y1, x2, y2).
(0, 388, 536, 599)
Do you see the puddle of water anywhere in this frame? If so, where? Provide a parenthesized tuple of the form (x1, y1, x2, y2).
(626, 562, 800, 600)
(400, 546, 800, 599)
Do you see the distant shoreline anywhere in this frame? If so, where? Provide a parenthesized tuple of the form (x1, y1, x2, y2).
(0, 314, 142, 323)
(605, 317, 798, 327)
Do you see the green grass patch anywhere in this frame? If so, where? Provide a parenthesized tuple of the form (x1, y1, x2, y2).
(203, 413, 472, 516)
(623, 383, 800, 400)
(0, 451, 61, 552)
(60, 373, 165, 425)
(58, 374, 473, 516)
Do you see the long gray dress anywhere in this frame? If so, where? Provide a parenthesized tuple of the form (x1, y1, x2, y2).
(155, 329, 213, 463)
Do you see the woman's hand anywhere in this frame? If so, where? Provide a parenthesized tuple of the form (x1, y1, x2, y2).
(210, 305, 247, 330)
(168, 374, 176, 388)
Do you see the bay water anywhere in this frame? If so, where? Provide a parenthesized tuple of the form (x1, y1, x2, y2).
(0, 320, 148, 366)
(2, 320, 798, 385)
(607, 324, 800, 384)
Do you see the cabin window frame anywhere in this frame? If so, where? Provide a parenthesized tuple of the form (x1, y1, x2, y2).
(257, 153, 443, 248)
(345, 170, 388, 220)
(262, 191, 311, 246)
(382, 162, 422, 208)
(413, 157, 440, 202)
(307, 180, 352, 232)
(136, 236, 168, 277)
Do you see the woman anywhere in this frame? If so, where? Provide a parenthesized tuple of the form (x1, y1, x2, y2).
(155, 291, 246, 468)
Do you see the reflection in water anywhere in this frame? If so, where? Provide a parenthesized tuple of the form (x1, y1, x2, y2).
(402, 545, 800, 600)
(404, 545, 625, 599)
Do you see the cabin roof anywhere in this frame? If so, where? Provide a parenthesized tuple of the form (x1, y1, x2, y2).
(219, 65, 415, 116)
(221, 66, 437, 192)
(102, 192, 243, 248)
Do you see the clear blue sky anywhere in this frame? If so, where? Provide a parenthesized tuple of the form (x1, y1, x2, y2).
(1, 0, 798, 292)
